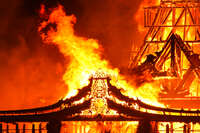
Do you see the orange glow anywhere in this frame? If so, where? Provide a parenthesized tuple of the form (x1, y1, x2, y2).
(39, 5, 45, 16)
(61, 121, 138, 133)
(135, 0, 160, 32)
(38, 5, 163, 107)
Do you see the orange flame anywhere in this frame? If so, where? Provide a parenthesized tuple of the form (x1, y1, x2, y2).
(37, 2, 200, 132)
(38, 5, 163, 106)
(38, 5, 119, 98)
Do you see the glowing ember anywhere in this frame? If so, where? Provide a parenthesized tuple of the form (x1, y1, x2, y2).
(90, 71, 109, 115)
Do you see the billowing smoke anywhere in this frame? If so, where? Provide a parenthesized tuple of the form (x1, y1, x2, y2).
(0, 0, 146, 109)
(0, 0, 67, 109)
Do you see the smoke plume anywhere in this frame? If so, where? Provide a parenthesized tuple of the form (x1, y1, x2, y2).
(0, 0, 147, 109)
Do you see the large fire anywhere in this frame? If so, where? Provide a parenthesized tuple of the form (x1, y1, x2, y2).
(37, 0, 200, 132)
(38, 5, 162, 106)
(0, 0, 199, 132)
(134, 0, 200, 104)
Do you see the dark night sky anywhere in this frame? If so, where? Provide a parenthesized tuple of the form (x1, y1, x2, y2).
(0, 0, 145, 109)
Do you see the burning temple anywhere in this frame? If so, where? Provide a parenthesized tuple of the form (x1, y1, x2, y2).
(1, 0, 200, 132)
(1, 71, 200, 132)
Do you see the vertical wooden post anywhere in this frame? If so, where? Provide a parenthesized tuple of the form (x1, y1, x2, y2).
(6, 124, 9, 133)
(136, 119, 153, 133)
(46, 120, 61, 133)
(16, 123, 19, 133)
(32, 123, 35, 133)
(183, 124, 187, 133)
(170, 122, 173, 133)
(23, 124, 26, 133)
(39, 123, 42, 133)
(0, 123, 2, 133)
(166, 124, 169, 133)
(187, 123, 190, 133)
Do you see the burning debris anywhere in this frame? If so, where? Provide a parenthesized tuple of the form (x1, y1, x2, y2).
(129, 0, 200, 108)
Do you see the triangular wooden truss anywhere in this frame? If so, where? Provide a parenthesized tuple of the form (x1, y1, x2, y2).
(129, 1, 200, 69)
(131, 33, 200, 97)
